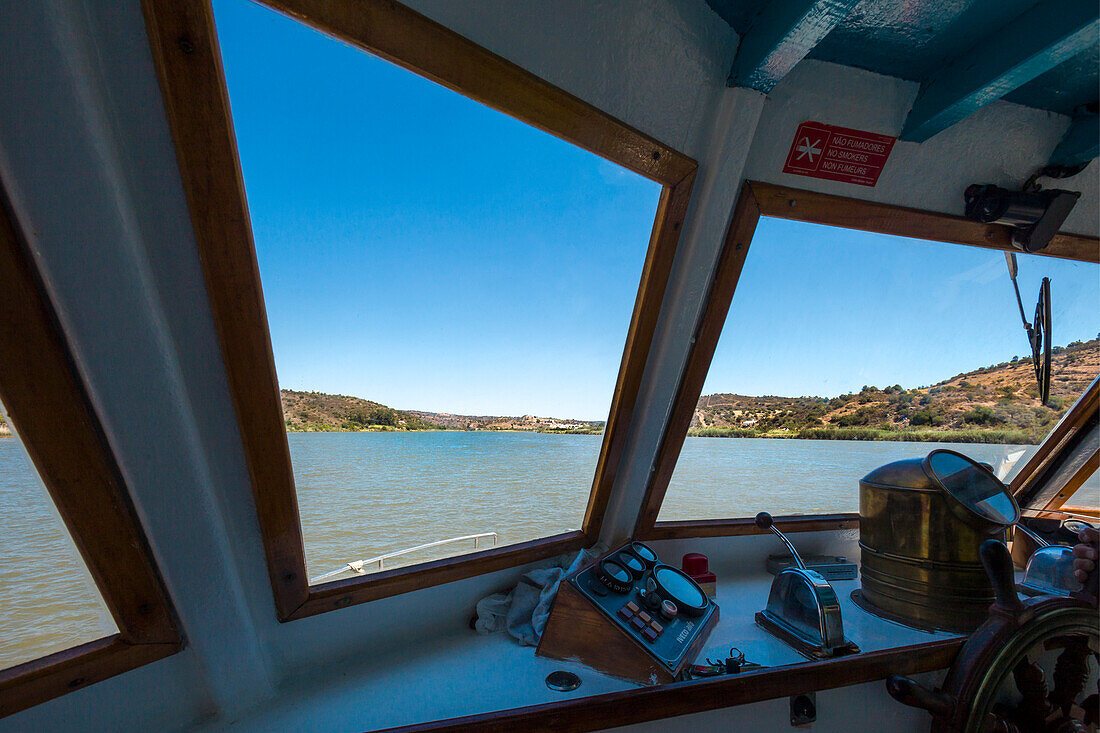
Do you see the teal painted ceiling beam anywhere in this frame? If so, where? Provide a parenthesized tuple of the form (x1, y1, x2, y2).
(1049, 112, 1099, 167)
(728, 0, 860, 93)
(901, 0, 1099, 143)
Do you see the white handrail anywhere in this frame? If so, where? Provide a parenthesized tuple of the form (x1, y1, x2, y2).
(309, 532, 499, 584)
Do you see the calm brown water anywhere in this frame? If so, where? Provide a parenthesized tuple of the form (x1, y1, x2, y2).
(4, 431, 1096, 670)
(0, 437, 117, 670)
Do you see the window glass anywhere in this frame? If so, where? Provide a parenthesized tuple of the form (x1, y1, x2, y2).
(657, 217, 1099, 521)
(1065, 481, 1100, 510)
(213, 0, 662, 579)
(1062, 466, 1100, 510)
(0, 405, 117, 670)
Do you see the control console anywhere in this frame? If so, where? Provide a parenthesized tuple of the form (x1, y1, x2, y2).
(536, 541, 719, 684)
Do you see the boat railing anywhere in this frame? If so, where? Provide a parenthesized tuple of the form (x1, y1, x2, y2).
(309, 532, 499, 584)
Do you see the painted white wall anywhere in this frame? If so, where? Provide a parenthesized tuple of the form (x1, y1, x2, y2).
(403, 0, 739, 160)
(744, 60, 1098, 235)
(0, 0, 1094, 730)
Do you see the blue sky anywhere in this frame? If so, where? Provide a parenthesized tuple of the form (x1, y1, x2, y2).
(703, 220, 1098, 397)
(214, 0, 1098, 418)
(213, 0, 660, 420)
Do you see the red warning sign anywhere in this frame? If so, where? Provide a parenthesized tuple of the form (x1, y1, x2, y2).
(781, 121, 896, 187)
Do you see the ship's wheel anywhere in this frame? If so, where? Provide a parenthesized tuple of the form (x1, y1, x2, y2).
(888, 540, 1099, 733)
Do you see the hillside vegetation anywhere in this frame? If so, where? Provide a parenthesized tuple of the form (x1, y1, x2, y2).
(279, 338, 1097, 442)
(280, 390, 603, 434)
(281, 390, 445, 432)
(690, 338, 1099, 444)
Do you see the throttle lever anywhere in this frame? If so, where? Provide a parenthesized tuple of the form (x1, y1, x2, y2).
(756, 512, 808, 571)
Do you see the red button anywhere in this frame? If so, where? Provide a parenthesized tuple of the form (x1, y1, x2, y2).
(618, 605, 634, 620)
(631, 616, 646, 630)
(643, 628, 658, 642)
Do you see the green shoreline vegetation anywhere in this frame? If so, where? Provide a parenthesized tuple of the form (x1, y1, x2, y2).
(285, 426, 603, 435)
(283, 421, 602, 436)
(688, 426, 1039, 444)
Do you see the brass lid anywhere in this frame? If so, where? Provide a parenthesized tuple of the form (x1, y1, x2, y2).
(860, 457, 937, 490)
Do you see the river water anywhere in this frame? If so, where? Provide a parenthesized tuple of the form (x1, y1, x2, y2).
(3, 431, 1096, 669)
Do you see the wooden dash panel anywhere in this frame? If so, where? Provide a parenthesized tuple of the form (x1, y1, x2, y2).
(378, 637, 964, 732)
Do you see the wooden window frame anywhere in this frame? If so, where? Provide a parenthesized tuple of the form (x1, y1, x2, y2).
(1011, 376, 1098, 511)
(140, 0, 697, 621)
(0, 189, 181, 718)
(635, 180, 1100, 540)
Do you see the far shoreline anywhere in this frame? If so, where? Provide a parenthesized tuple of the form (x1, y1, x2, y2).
(278, 426, 1039, 445)
(0, 424, 1038, 445)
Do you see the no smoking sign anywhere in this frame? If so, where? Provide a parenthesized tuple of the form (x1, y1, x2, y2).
(782, 121, 896, 187)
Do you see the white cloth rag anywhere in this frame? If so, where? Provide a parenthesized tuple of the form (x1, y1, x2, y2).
(474, 546, 601, 646)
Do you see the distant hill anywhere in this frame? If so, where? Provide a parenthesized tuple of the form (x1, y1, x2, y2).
(281, 390, 445, 432)
(689, 338, 1099, 444)
(278, 338, 1097, 443)
(280, 390, 603, 434)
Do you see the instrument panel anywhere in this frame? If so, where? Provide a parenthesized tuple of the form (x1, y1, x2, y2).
(569, 543, 718, 673)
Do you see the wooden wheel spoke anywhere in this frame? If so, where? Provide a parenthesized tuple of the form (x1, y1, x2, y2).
(1050, 636, 1092, 716)
(1083, 686, 1099, 727)
(1014, 656, 1053, 728)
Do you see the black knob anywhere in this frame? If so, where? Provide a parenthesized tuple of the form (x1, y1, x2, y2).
(755, 512, 774, 530)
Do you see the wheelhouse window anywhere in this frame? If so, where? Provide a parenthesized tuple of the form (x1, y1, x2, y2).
(0, 181, 178, 714)
(0, 406, 116, 670)
(655, 216, 1099, 523)
(213, 0, 663, 580)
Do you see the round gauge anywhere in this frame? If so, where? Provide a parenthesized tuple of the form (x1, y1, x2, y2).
(596, 559, 633, 594)
(628, 541, 658, 568)
(617, 551, 646, 580)
(651, 564, 708, 617)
